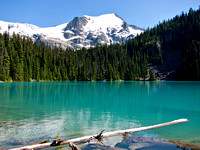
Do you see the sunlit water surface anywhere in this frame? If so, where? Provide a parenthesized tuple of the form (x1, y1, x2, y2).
(0, 81, 200, 148)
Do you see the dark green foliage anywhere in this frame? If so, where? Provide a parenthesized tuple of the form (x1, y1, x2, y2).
(131, 8, 200, 80)
(0, 8, 199, 81)
(149, 70, 156, 81)
(0, 33, 148, 81)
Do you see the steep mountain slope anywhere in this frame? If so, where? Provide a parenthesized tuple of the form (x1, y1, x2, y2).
(0, 13, 144, 49)
(131, 8, 200, 80)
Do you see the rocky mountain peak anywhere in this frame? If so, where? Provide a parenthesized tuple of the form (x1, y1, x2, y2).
(0, 14, 144, 49)
(64, 16, 88, 30)
(61, 13, 144, 49)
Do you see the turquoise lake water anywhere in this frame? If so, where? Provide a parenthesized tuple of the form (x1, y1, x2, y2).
(0, 81, 200, 148)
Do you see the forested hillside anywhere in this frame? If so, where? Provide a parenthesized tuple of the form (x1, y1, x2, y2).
(135, 8, 200, 80)
(0, 8, 199, 82)
(0, 33, 148, 81)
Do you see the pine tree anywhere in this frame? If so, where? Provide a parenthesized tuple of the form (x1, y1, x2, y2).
(0, 38, 5, 81)
(3, 48, 11, 81)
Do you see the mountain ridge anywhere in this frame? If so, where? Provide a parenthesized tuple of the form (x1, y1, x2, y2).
(0, 13, 144, 49)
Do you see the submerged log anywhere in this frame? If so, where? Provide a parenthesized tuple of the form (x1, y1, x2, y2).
(30, 139, 49, 145)
(69, 142, 81, 150)
(11, 119, 189, 150)
(164, 139, 200, 150)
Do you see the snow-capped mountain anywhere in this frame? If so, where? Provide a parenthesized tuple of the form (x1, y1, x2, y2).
(0, 13, 144, 49)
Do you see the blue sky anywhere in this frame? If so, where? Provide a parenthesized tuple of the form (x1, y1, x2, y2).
(0, 0, 199, 29)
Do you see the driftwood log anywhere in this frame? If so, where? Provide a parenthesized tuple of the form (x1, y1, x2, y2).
(11, 118, 189, 150)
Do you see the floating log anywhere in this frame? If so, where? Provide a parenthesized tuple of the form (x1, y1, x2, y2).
(11, 119, 189, 150)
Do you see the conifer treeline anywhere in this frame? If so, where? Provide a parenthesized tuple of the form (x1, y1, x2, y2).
(129, 8, 200, 80)
(0, 33, 148, 81)
(0, 8, 200, 81)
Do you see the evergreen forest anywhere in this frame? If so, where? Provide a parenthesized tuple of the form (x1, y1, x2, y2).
(0, 8, 200, 82)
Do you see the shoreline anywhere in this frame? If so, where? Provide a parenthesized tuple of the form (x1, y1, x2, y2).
(1, 136, 200, 150)
(0, 80, 200, 83)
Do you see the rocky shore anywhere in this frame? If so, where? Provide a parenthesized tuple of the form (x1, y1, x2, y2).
(1, 136, 200, 150)
(80, 136, 200, 150)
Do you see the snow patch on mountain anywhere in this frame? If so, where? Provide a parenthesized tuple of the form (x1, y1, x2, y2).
(0, 13, 144, 49)
(0, 20, 40, 37)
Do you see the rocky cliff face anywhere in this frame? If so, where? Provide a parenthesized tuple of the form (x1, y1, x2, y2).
(148, 50, 182, 81)
(0, 13, 144, 49)
(60, 13, 144, 49)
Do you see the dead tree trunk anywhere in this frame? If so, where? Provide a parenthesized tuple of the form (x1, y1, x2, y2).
(11, 119, 189, 150)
